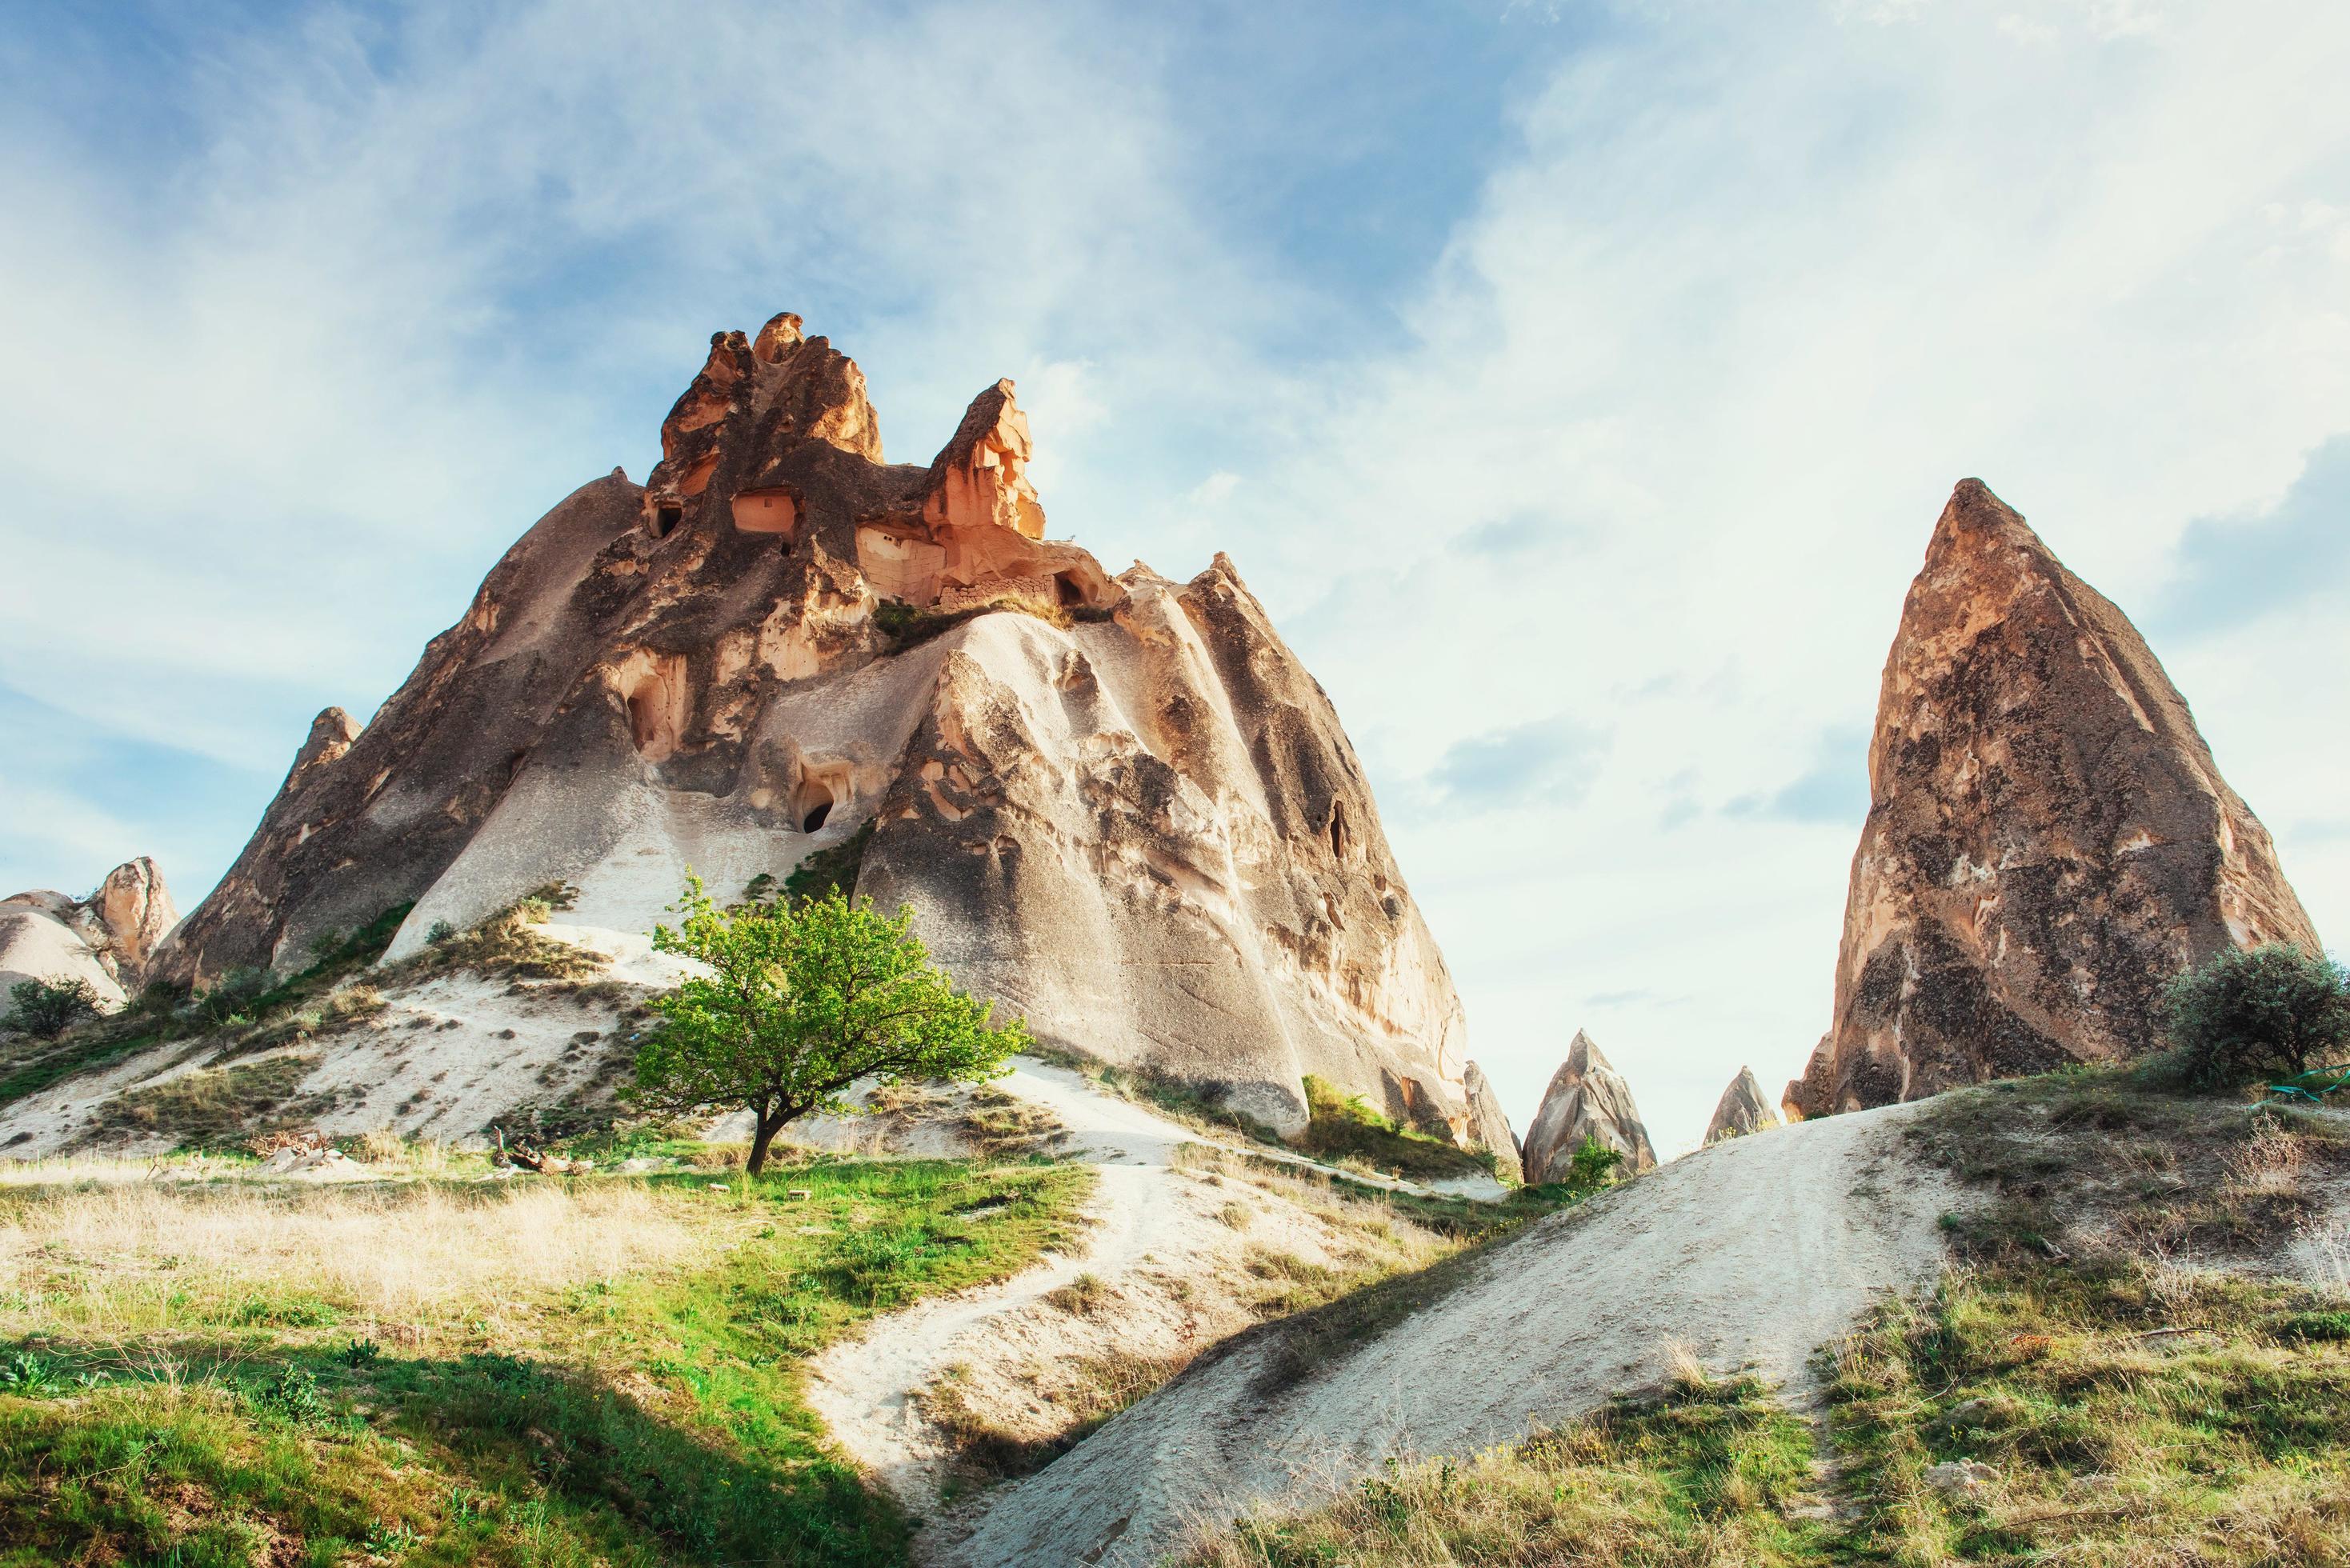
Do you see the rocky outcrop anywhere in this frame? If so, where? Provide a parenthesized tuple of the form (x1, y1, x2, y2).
(1786, 480, 2321, 1118)
(1519, 1030, 1655, 1182)
(153, 315, 1475, 1140)
(1703, 1067, 1779, 1145)
(0, 858, 179, 1009)
(1462, 1061, 1521, 1183)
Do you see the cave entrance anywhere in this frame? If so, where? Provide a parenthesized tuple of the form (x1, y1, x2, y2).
(1053, 571, 1085, 608)
(799, 778, 836, 833)
(1328, 800, 1350, 861)
(652, 502, 683, 538)
(731, 486, 801, 543)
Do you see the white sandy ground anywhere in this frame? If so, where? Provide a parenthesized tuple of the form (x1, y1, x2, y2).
(805, 1059, 1505, 1517)
(938, 1101, 1960, 1568)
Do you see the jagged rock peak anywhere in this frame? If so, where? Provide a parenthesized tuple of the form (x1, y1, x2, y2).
(1704, 1067, 1779, 1146)
(1786, 479, 2320, 1119)
(1462, 1061, 1521, 1183)
(1520, 1030, 1656, 1182)
(1, 857, 178, 1008)
(150, 314, 1473, 1144)
(286, 707, 362, 794)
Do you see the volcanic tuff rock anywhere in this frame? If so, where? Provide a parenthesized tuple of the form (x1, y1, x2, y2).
(153, 314, 1476, 1138)
(1704, 1067, 1779, 1146)
(0, 858, 178, 1008)
(1519, 1029, 1656, 1182)
(1786, 480, 2320, 1118)
(1462, 1061, 1522, 1183)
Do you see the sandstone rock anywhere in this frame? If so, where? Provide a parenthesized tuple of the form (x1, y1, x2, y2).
(153, 315, 1475, 1141)
(1787, 480, 2320, 1118)
(0, 858, 178, 1010)
(1462, 1061, 1521, 1183)
(1520, 1030, 1655, 1182)
(1703, 1066, 1780, 1146)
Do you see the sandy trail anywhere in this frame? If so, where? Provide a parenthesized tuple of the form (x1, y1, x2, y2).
(943, 1098, 1960, 1568)
(803, 1058, 1503, 1508)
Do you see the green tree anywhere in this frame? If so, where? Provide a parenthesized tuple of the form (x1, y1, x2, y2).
(634, 879, 1027, 1174)
(2160, 942, 2350, 1090)
(6, 978, 99, 1039)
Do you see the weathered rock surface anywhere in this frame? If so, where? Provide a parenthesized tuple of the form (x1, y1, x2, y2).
(0, 858, 178, 1009)
(1787, 480, 2321, 1118)
(1704, 1066, 1779, 1146)
(152, 316, 1474, 1138)
(1519, 1030, 1655, 1182)
(1461, 1060, 1521, 1183)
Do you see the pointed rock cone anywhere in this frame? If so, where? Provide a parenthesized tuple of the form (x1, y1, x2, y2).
(1704, 1067, 1780, 1146)
(1520, 1029, 1656, 1182)
(1786, 479, 2321, 1118)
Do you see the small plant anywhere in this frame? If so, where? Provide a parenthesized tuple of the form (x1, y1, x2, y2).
(744, 871, 778, 902)
(250, 1362, 329, 1424)
(0, 1349, 60, 1395)
(426, 919, 457, 945)
(2161, 942, 2350, 1090)
(1567, 1133, 1626, 1192)
(6, 977, 99, 1039)
(339, 1336, 382, 1367)
(363, 1518, 422, 1554)
(1045, 1272, 1110, 1315)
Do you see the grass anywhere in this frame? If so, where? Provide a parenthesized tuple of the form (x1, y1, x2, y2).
(871, 593, 1104, 654)
(1183, 1370, 1828, 1567)
(780, 820, 875, 906)
(0, 1152, 1093, 1566)
(90, 1054, 337, 1150)
(1295, 1074, 1499, 1183)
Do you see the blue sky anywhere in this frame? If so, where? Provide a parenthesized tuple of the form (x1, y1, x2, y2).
(4, 0, 2347, 1150)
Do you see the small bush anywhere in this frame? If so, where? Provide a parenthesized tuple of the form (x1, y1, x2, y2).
(2161, 943, 2350, 1090)
(426, 919, 457, 946)
(5, 977, 99, 1038)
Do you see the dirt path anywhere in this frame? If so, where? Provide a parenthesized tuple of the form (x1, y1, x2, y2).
(941, 1098, 1960, 1568)
(803, 1058, 1503, 1510)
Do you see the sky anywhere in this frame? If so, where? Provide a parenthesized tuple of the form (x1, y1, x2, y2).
(2, 0, 2347, 1154)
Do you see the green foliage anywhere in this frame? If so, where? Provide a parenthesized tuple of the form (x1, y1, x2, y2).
(1567, 1132, 1626, 1190)
(2161, 942, 2350, 1090)
(0, 1351, 59, 1397)
(5, 977, 99, 1039)
(246, 1362, 328, 1426)
(635, 880, 1028, 1173)
(781, 819, 875, 906)
(426, 919, 457, 946)
(1295, 1074, 1495, 1181)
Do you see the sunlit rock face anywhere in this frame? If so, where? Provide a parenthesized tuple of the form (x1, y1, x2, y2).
(1785, 480, 2321, 1119)
(1520, 1030, 1655, 1182)
(1704, 1067, 1779, 1146)
(153, 316, 1475, 1138)
(1, 858, 178, 1006)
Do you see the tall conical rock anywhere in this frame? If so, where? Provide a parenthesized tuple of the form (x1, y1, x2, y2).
(1519, 1030, 1655, 1182)
(153, 316, 1473, 1139)
(1462, 1061, 1522, 1183)
(1703, 1067, 1779, 1146)
(1787, 480, 2320, 1118)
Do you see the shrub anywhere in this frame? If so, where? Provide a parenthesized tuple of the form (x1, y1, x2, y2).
(2160, 943, 2350, 1090)
(426, 919, 457, 946)
(6, 977, 99, 1038)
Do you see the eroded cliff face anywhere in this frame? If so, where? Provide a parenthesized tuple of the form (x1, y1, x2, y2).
(1785, 480, 2320, 1118)
(153, 316, 1475, 1138)
(0, 858, 178, 1007)
(1519, 1030, 1655, 1182)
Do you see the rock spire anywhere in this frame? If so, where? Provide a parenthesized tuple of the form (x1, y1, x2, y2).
(1703, 1067, 1779, 1146)
(1519, 1030, 1655, 1182)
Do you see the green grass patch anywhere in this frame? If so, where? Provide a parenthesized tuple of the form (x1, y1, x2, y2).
(92, 1054, 330, 1150)
(1295, 1074, 1496, 1182)
(0, 1155, 1093, 1566)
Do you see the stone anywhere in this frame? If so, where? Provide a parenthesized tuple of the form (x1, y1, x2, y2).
(152, 314, 1477, 1142)
(1703, 1067, 1780, 1146)
(1519, 1030, 1656, 1182)
(1461, 1061, 1522, 1183)
(0, 857, 179, 1010)
(1786, 480, 2320, 1118)
(1923, 1459, 2000, 1497)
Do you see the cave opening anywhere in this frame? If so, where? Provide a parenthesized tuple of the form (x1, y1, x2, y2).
(1328, 800, 1350, 861)
(653, 503, 682, 538)
(731, 487, 801, 543)
(1054, 571, 1084, 608)
(803, 798, 832, 832)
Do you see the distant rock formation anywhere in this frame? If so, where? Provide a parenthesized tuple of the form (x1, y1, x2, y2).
(1703, 1067, 1779, 1146)
(0, 858, 178, 1008)
(153, 314, 1475, 1140)
(1519, 1030, 1655, 1182)
(1786, 480, 2321, 1118)
(1462, 1061, 1521, 1183)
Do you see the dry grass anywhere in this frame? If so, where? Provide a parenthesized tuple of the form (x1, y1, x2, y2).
(0, 1178, 707, 1334)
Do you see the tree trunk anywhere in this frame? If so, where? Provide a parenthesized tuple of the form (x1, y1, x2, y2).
(746, 1112, 782, 1176)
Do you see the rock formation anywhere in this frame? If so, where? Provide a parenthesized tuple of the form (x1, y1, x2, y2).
(1786, 479, 2321, 1118)
(1703, 1067, 1779, 1145)
(1461, 1061, 1521, 1183)
(1519, 1030, 1655, 1182)
(0, 858, 178, 1009)
(153, 314, 1475, 1138)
